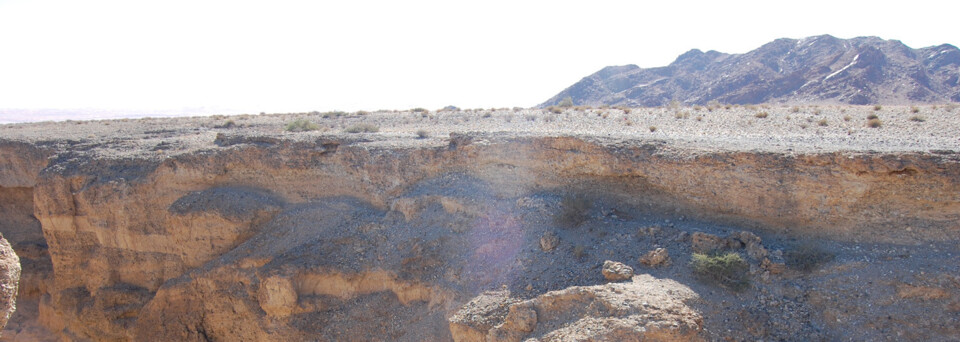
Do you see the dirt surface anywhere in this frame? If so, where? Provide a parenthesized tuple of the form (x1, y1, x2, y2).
(1, 104, 958, 155)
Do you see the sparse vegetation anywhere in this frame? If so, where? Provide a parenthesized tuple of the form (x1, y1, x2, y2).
(790, 106, 801, 113)
(618, 106, 631, 114)
(690, 252, 749, 291)
(412, 108, 429, 113)
(843, 115, 851, 121)
(214, 120, 237, 129)
(818, 119, 828, 126)
(909, 115, 926, 122)
(910, 106, 920, 113)
(344, 123, 379, 133)
(558, 96, 574, 108)
(555, 195, 591, 228)
(547, 106, 563, 114)
(784, 243, 835, 272)
(415, 129, 429, 139)
(867, 118, 882, 128)
(649, 126, 657, 132)
(321, 111, 347, 118)
(572, 245, 587, 260)
(284, 119, 320, 132)
(873, 105, 882, 111)
(755, 111, 769, 118)
(866, 113, 879, 120)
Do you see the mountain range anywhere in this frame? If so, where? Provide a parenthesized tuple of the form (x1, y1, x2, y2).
(541, 35, 960, 107)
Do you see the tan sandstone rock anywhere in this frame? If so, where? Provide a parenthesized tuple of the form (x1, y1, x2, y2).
(639, 248, 671, 267)
(0, 235, 20, 332)
(539, 231, 560, 251)
(602, 260, 634, 281)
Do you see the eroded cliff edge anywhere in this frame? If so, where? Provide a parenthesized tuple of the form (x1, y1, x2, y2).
(1, 113, 959, 340)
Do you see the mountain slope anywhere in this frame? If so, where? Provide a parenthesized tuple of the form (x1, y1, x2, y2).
(542, 35, 960, 107)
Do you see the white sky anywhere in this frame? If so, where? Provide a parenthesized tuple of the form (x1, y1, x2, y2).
(0, 0, 957, 120)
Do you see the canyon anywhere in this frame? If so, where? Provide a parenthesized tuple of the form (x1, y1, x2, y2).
(1, 106, 959, 340)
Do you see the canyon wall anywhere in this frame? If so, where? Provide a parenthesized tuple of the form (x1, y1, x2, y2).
(1, 133, 959, 340)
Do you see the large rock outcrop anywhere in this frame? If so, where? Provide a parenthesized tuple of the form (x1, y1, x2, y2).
(0, 235, 21, 332)
(449, 274, 703, 341)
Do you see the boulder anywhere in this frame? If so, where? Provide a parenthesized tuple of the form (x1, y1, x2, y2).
(639, 248, 671, 267)
(602, 260, 634, 281)
(539, 231, 560, 251)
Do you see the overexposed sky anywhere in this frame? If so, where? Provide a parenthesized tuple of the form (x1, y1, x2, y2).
(0, 0, 957, 120)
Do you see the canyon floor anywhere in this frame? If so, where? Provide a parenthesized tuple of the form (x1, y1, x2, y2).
(1, 105, 959, 341)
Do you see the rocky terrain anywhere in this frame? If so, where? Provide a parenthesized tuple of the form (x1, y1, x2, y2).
(542, 35, 960, 107)
(1, 105, 959, 341)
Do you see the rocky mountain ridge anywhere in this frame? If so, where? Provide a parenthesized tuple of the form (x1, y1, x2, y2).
(542, 35, 960, 107)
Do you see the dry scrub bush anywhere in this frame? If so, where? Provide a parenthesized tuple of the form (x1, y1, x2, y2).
(284, 119, 319, 132)
(344, 123, 379, 133)
(555, 195, 591, 228)
(690, 252, 749, 291)
(784, 243, 835, 272)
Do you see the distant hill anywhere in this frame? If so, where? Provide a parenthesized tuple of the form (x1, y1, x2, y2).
(541, 35, 960, 107)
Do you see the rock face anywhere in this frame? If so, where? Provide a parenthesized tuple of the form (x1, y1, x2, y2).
(542, 35, 960, 107)
(1, 120, 960, 341)
(449, 274, 702, 342)
(0, 235, 20, 332)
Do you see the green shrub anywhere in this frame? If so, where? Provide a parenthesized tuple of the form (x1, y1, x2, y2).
(214, 120, 236, 129)
(554, 195, 591, 228)
(321, 111, 347, 118)
(284, 119, 319, 132)
(344, 123, 379, 133)
(690, 252, 749, 291)
(784, 243, 834, 272)
(558, 96, 574, 108)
